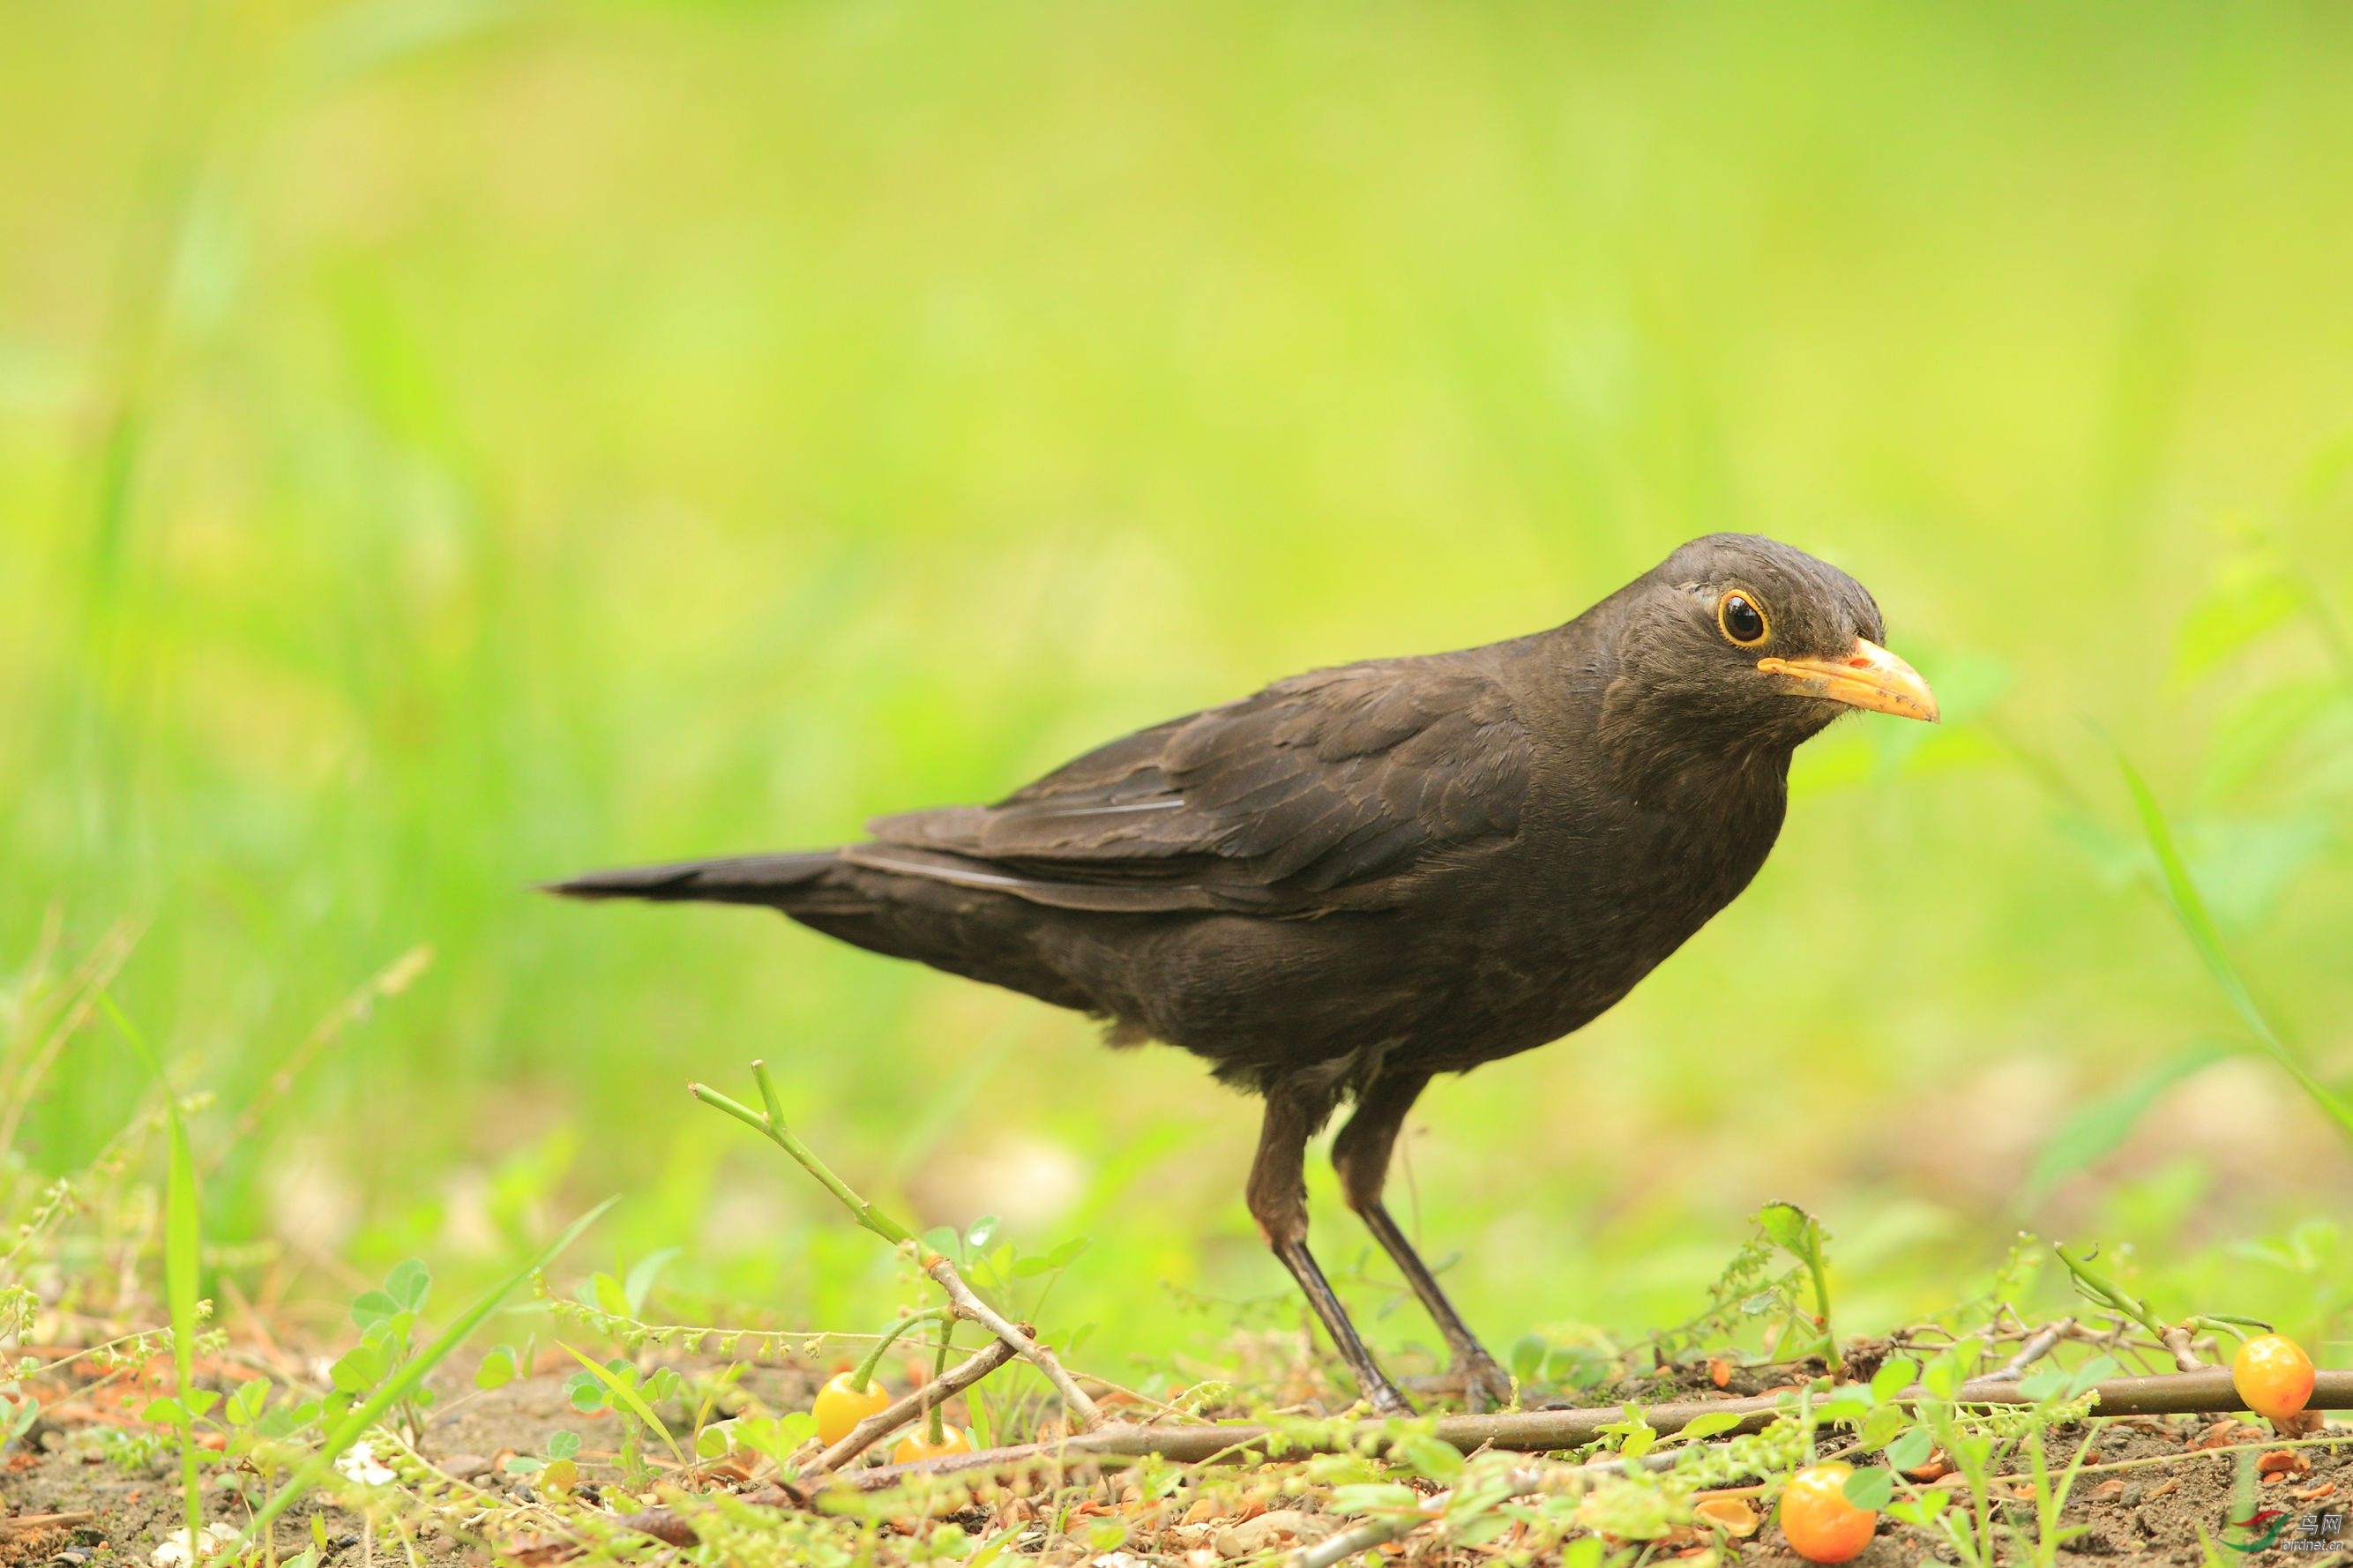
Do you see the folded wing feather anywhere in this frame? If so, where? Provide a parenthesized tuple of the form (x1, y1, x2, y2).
(859, 658, 1532, 914)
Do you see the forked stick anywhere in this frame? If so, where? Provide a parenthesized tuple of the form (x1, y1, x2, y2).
(691, 1061, 1102, 1430)
(809, 1337, 1018, 1475)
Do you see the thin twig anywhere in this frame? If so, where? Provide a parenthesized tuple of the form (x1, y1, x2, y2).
(809, 1335, 1018, 1475)
(0, 1512, 98, 1536)
(692, 1062, 1102, 1429)
(1984, 1318, 2077, 1383)
(2052, 1245, 2205, 1370)
(923, 1255, 1102, 1430)
(689, 1065, 915, 1245)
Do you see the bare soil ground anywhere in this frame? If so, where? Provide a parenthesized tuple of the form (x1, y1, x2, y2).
(8, 1354, 2347, 1566)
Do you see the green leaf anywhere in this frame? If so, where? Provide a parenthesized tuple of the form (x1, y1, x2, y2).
(474, 1348, 516, 1391)
(227, 1378, 271, 1426)
(622, 1248, 680, 1316)
(1330, 1482, 1420, 1513)
(696, 1423, 731, 1459)
(1870, 1356, 1920, 1403)
(144, 1396, 192, 1429)
(1757, 1202, 1810, 1253)
(2117, 752, 2353, 1146)
(1841, 1465, 1894, 1512)
(1509, 1335, 1549, 1385)
(348, 1289, 400, 1329)
(1886, 1427, 1934, 1473)
(548, 1429, 580, 1460)
(592, 1272, 631, 1319)
(331, 1344, 385, 1393)
(1922, 1347, 1971, 1400)
(2069, 1355, 2120, 1398)
(2172, 557, 2301, 684)
(385, 1258, 431, 1312)
(1450, 1511, 1513, 1547)
(965, 1216, 999, 1251)
(1672, 1410, 1743, 1444)
(1859, 1402, 1909, 1450)
(230, 1198, 616, 1552)
(1398, 1433, 1464, 1482)
(557, 1342, 686, 1467)
(2024, 1042, 2234, 1203)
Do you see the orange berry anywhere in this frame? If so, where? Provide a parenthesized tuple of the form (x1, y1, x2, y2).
(811, 1370, 892, 1445)
(2232, 1334, 2316, 1422)
(1779, 1463, 1878, 1564)
(892, 1424, 975, 1464)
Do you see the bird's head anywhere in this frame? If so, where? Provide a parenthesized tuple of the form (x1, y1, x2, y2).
(1599, 534, 1937, 775)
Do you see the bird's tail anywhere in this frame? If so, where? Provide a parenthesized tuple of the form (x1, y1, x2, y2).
(543, 850, 866, 912)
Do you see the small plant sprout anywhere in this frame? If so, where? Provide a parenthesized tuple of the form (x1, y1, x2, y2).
(691, 1059, 1103, 1431)
(332, 1259, 437, 1441)
(502, 1428, 583, 1490)
(559, 1345, 688, 1490)
(1757, 1201, 1838, 1367)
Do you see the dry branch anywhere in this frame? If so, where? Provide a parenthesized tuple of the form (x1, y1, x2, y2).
(1985, 1317, 2075, 1381)
(921, 1255, 1102, 1430)
(847, 1365, 2353, 1484)
(616, 1365, 2353, 1547)
(691, 1062, 1104, 1430)
(808, 1336, 1019, 1475)
(0, 1512, 98, 1537)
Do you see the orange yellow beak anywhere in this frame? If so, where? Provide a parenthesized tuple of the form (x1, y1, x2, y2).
(1757, 638, 1938, 723)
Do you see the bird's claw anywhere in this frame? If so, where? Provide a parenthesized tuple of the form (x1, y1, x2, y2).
(1455, 1351, 1515, 1414)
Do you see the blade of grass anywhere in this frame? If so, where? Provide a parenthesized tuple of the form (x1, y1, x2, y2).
(2117, 750, 2353, 1146)
(555, 1341, 685, 1467)
(99, 995, 204, 1553)
(231, 1198, 616, 1551)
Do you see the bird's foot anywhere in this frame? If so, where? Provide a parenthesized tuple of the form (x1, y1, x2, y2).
(1360, 1377, 1417, 1417)
(1453, 1348, 1515, 1414)
(1406, 1350, 1515, 1413)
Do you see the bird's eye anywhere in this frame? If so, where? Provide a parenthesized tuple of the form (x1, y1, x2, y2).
(1716, 591, 1769, 646)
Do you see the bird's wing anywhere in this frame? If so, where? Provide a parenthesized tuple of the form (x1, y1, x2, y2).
(851, 658, 1532, 914)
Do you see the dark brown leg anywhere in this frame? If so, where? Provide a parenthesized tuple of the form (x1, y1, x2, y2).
(1332, 1073, 1513, 1411)
(1248, 1088, 1415, 1415)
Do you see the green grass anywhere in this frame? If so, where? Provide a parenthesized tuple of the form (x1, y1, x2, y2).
(3, 0, 2350, 1384)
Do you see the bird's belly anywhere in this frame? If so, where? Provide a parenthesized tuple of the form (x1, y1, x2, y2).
(1089, 899, 1682, 1091)
(1086, 816, 1772, 1090)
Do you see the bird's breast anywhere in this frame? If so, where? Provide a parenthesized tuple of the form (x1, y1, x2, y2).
(1403, 765, 1788, 1067)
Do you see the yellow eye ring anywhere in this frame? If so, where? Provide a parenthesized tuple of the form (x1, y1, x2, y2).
(1716, 590, 1770, 646)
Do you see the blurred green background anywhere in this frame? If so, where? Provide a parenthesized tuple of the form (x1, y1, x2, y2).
(5, 2, 2351, 1377)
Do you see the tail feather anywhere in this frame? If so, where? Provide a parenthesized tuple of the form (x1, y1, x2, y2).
(544, 850, 851, 908)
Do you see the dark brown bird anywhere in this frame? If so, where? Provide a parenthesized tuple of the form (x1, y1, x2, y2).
(553, 534, 1936, 1413)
